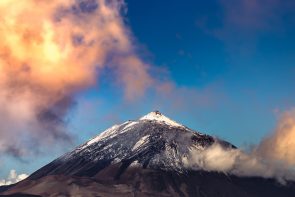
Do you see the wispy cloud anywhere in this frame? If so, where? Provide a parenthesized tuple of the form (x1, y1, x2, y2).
(197, 0, 295, 55)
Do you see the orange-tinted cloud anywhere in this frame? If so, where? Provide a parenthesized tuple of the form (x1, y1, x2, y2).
(257, 109, 295, 166)
(0, 0, 153, 156)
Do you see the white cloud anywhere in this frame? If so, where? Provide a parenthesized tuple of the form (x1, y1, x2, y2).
(0, 170, 28, 186)
(185, 143, 295, 183)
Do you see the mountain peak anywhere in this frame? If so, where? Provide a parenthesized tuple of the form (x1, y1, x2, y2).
(28, 111, 234, 181)
(139, 111, 184, 128)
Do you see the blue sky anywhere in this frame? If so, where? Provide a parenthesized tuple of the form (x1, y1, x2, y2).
(68, 0, 295, 146)
(1, 0, 295, 179)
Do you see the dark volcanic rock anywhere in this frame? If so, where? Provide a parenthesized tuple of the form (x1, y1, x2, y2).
(0, 194, 41, 197)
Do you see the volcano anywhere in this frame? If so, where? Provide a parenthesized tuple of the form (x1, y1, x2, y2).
(1, 111, 295, 197)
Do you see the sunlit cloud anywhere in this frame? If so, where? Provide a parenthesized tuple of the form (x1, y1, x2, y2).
(257, 109, 295, 166)
(0, 0, 154, 157)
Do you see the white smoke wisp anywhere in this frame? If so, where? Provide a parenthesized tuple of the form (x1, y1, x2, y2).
(0, 170, 28, 186)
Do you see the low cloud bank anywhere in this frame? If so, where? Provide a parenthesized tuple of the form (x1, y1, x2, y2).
(186, 143, 295, 183)
(185, 109, 295, 183)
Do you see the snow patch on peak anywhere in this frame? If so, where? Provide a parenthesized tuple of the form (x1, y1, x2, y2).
(140, 111, 184, 128)
(79, 121, 141, 150)
(132, 135, 150, 151)
(80, 124, 120, 149)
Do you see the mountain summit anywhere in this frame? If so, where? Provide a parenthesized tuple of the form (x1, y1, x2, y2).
(29, 111, 234, 178)
(1, 112, 295, 197)
(139, 111, 184, 127)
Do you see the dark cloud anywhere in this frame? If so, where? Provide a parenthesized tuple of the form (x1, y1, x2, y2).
(77, 0, 98, 13)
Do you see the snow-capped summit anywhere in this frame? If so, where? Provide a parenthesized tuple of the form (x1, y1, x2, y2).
(80, 111, 183, 149)
(140, 111, 184, 128)
(29, 111, 235, 179)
